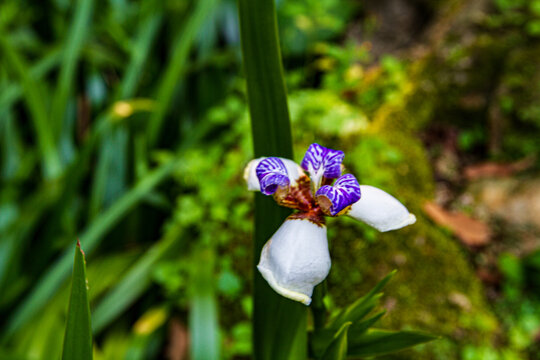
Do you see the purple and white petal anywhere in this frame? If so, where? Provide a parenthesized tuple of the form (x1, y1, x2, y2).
(257, 218, 331, 305)
(244, 157, 305, 192)
(315, 174, 361, 216)
(255, 157, 290, 195)
(347, 185, 416, 232)
(301, 143, 344, 189)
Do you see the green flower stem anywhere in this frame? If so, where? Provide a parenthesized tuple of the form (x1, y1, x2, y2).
(312, 282, 327, 330)
(237, 0, 307, 359)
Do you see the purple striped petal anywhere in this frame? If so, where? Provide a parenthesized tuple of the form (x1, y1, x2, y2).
(301, 144, 344, 187)
(256, 157, 290, 195)
(315, 174, 361, 216)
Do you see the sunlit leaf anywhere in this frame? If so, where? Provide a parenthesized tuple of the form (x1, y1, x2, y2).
(189, 249, 220, 360)
(321, 322, 351, 360)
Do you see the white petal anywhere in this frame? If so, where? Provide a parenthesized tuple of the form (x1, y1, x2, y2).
(257, 218, 330, 305)
(243, 157, 305, 192)
(347, 185, 416, 232)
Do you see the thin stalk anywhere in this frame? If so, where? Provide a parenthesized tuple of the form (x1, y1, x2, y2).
(312, 282, 327, 330)
(237, 1, 307, 359)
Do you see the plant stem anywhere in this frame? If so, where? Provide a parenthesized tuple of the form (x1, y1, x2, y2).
(312, 282, 327, 330)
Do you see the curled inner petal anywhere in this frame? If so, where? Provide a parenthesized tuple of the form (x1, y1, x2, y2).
(256, 157, 290, 195)
(301, 143, 344, 189)
(315, 174, 361, 216)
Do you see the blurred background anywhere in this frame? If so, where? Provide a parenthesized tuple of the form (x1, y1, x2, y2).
(1, 0, 540, 359)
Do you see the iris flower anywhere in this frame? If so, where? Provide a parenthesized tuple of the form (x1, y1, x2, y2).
(244, 143, 416, 305)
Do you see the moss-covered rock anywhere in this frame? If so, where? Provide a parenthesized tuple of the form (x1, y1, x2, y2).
(288, 89, 500, 358)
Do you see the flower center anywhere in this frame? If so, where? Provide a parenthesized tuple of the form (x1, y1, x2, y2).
(274, 176, 326, 226)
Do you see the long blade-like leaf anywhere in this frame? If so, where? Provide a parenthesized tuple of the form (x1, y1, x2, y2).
(4, 158, 179, 339)
(328, 270, 396, 329)
(0, 48, 61, 112)
(237, 0, 304, 359)
(189, 249, 220, 360)
(50, 0, 93, 136)
(62, 241, 93, 360)
(147, 0, 217, 145)
(119, 10, 162, 100)
(92, 222, 184, 333)
(0, 35, 61, 178)
(347, 329, 437, 357)
(321, 322, 351, 360)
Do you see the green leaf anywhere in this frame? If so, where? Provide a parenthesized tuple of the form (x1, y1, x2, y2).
(321, 322, 351, 360)
(92, 220, 184, 333)
(51, 0, 93, 137)
(347, 329, 438, 357)
(62, 241, 93, 360)
(147, 0, 217, 145)
(328, 271, 395, 329)
(238, 0, 293, 158)
(309, 312, 384, 358)
(118, 11, 162, 100)
(237, 0, 305, 358)
(0, 35, 61, 178)
(348, 311, 386, 335)
(189, 249, 220, 360)
(0, 48, 61, 113)
(4, 159, 179, 339)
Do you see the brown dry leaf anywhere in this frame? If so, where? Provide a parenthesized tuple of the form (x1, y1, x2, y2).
(464, 156, 535, 180)
(166, 319, 189, 360)
(423, 202, 491, 246)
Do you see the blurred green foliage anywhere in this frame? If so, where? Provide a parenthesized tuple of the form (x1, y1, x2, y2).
(1, 0, 539, 359)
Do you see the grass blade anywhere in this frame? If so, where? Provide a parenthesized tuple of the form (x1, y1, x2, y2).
(119, 11, 162, 99)
(189, 248, 220, 360)
(3, 158, 180, 339)
(62, 240, 93, 360)
(147, 0, 217, 145)
(51, 0, 93, 136)
(0, 35, 61, 178)
(0, 48, 61, 112)
(0, 110, 23, 179)
(0, 182, 62, 294)
(92, 222, 184, 333)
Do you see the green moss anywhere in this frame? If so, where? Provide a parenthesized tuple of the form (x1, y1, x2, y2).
(207, 82, 500, 358)
(322, 104, 499, 358)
